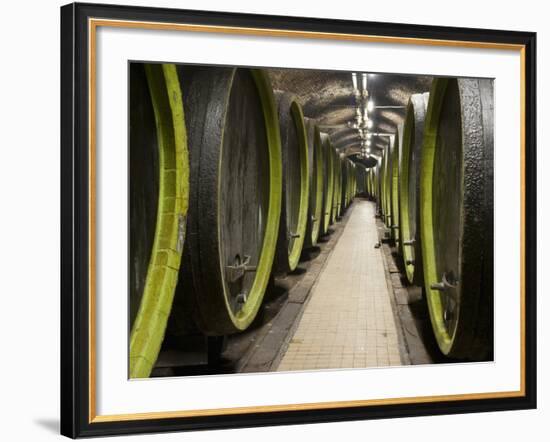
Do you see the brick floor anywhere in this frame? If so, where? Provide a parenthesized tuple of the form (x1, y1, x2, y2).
(276, 200, 403, 371)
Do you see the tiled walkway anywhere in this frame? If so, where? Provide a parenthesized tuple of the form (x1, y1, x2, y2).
(276, 200, 402, 371)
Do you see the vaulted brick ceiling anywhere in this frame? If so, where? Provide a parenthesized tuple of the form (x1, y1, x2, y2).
(267, 68, 433, 165)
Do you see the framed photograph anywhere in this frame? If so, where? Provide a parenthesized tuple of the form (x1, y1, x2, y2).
(60, 2, 536, 438)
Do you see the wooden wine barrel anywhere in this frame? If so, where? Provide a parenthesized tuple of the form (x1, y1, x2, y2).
(303, 119, 324, 248)
(399, 92, 429, 286)
(170, 66, 282, 336)
(348, 160, 354, 205)
(351, 161, 356, 202)
(337, 155, 344, 214)
(340, 158, 349, 211)
(369, 166, 374, 199)
(367, 167, 372, 198)
(273, 92, 310, 274)
(371, 166, 377, 199)
(382, 138, 394, 230)
(129, 63, 189, 378)
(320, 133, 334, 235)
(368, 166, 372, 198)
(356, 164, 363, 194)
(336, 154, 343, 217)
(390, 125, 403, 248)
(346, 158, 352, 208)
(356, 164, 367, 195)
(366, 168, 372, 197)
(350, 162, 357, 201)
(375, 162, 382, 212)
(379, 148, 388, 222)
(331, 149, 342, 222)
(420, 77, 493, 360)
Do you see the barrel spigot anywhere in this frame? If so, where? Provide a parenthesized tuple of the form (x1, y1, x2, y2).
(430, 272, 458, 291)
(226, 255, 257, 283)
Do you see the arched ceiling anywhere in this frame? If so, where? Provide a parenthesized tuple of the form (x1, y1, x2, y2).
(267, 68, 432, 166)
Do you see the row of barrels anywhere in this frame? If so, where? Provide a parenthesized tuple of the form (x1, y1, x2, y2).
(129, 64, 359, 377)
(362, 78, 494, 361)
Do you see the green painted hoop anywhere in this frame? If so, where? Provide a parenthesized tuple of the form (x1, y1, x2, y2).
(129, 64, 189, 378)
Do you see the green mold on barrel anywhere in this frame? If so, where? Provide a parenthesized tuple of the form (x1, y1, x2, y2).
(129, 63, 190, 379)
(420, 77, 493, 360)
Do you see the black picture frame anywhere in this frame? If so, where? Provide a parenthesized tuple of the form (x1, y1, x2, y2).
(60, 2, 537, 438)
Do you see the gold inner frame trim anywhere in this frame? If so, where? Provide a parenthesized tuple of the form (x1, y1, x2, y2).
(88, 17, 527, 424)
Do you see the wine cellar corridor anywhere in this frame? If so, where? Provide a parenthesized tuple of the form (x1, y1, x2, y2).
(277, 200, 402, 371)
(129, 64, 494, 378)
